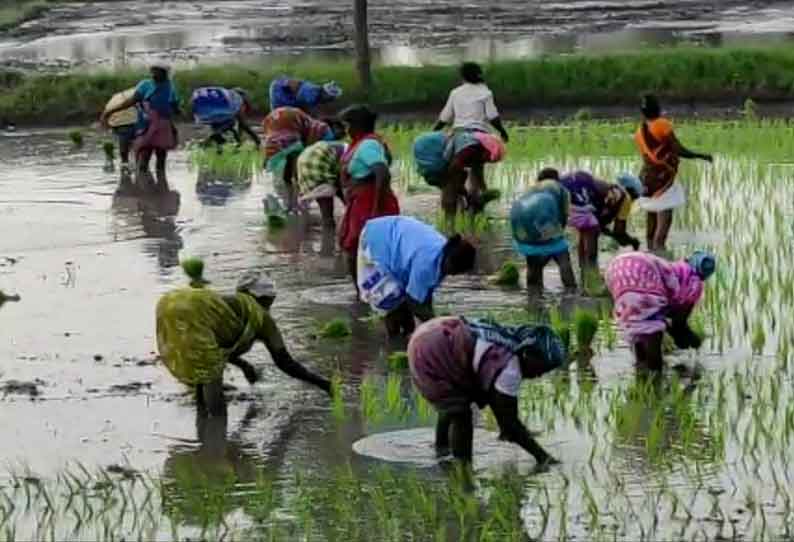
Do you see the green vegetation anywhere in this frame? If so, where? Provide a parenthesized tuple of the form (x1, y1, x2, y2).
(5, 46, 794, 123)
(573, 307, 599, 351)
(265, 213, 286, 229)
(491, 260, 520, 287)
(180, 256, 205, 287)
(101, 140, 114, 160)
(386, 351, 409, 371)
(67, 128, 83, 147)
(188, 142, 261, 182)
(318, 318, 351, 340)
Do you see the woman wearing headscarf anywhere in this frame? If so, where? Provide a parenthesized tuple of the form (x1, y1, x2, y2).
(539, 168, 642, 273)
(156, 266, 332, 417)
(101, 65, 180, 188)
(337, 105, 400, 288)
(635, 95, 713, 251)
(510, 179, 577, 291)
(358, 216, 477, 337)
(413, 130, 506, 219)
(606, 250, 716, 370)
(409, 316, 567, 466)
(263, 107, 344, 210)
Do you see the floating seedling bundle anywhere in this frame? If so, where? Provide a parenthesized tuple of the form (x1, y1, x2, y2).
(189, 143, 261, 185)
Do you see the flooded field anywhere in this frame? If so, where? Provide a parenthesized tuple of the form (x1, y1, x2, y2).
(1, 0, 793, 72)
(2, 119, 794, 540)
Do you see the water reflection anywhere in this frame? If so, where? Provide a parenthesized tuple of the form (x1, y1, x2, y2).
(3, 16, 793, 72)
(110, 180, 183, 271)
(160, 405, 261, 529)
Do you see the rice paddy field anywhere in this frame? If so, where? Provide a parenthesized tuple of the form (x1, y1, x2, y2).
(2, 117, 794, 541)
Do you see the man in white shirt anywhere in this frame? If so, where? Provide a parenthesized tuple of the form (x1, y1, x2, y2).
(433, 62, 509, 141)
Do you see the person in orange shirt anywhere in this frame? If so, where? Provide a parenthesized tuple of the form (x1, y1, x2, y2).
(635, 95, 712, 251)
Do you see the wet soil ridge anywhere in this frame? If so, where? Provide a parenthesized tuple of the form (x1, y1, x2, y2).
(3, 46, 794, 125)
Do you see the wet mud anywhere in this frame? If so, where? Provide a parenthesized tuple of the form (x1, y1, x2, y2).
(1, 122, 793, 540)
(0, 0, 789, 72)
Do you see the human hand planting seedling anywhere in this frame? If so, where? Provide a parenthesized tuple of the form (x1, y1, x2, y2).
(408, 316, 566, 467)
(156, 264, 332, 416)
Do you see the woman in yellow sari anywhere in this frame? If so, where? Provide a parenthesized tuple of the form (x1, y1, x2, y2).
(156, 270, 331, 416)
(635, 95, 712, 251)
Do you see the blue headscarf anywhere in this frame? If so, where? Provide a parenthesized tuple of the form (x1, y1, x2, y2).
(616, 173, 643, 199)
(462, 318, 567, 372)
(687, 250, 716, 280)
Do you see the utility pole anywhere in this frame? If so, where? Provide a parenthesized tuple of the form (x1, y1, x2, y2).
(353, 0, 372, 97)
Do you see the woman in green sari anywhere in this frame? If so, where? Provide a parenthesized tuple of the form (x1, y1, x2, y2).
(156, 270, 331, 416)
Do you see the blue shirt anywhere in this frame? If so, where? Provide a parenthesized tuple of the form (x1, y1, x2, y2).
(362, 216, 447, 304)
(348, 139, 389, 182)
(135, 79, 179, 118)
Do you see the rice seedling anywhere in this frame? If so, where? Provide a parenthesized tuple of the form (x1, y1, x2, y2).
(386, 351, 409, 371)
(265, 214, 287, 229)
(68, 129, 83, 147)
(490, 261, 520, 287)
(573, 307, 599, 352)
(317, 318, 351, 340)
(180, 256, 206, 287)
(188, 143, 261, 182)
(101, 141, 115, 161)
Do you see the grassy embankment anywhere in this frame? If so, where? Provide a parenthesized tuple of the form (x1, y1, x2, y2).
(2, 46, 794, 124)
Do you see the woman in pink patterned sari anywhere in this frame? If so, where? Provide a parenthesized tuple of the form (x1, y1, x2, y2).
(606, 250, 715, 370)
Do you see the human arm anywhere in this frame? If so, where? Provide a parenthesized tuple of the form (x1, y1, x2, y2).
(488, 389, 557, 466)
(667, 307, 702, 349)
(237, 114, 261, 146)
(489, 117, 509, 142)
(672, 133, 712, 162)
(259, 314, 332, 395)
(370, 162, 391, 215)
(602, 220, 640, 250)
(435, 92, 454, 131)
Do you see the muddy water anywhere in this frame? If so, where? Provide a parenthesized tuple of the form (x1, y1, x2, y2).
(1, 0, 791, 72)
(1, 125, 792, 540)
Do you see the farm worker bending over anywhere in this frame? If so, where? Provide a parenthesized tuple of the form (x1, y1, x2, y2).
(409, 316, 567, 466)
(433, 62, 509, 213)
(191, 87, 260, 148)
(413, 130, 506, 220)
(635, 94, 713, 252)
(263, 107, 345, 210)
(606, 250, 716, 371)
(156, 267, 332, 417)
(269, 77, 342, 113)
(103, 87, 138, 175)
(101, 65, 180, 189)
(337, 105, 401, 292)
(295, 140, 347, 227)
(358, 216, 477, 337)
(510, 179, 577, 292)
(540, 168, 642, 273)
